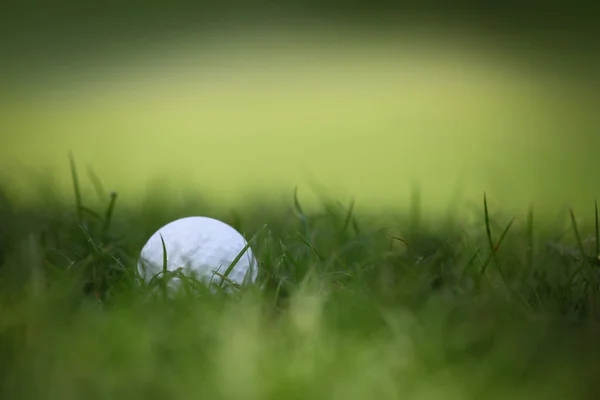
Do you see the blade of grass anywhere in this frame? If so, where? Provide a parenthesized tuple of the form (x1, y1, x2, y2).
(526, 205, 534, 273)
(80, 206, 103, 222)
(352, 217, 361, 235)
(218, 224, 267, 289)
(460, 248, 481, 281)
(280, 239, 302, 280)
(212, 271, 242, 290)
(594, 200, 600, 262)
(160, 234, 168, 299)
(483, 192, 494, 253)
(69, 153, 83, 224)
(569, 208, 597, 320)
(79, 225, 101, 256)
(481, 192, 515, 270)
(341, 197, 356, 234)
(293, 187, 309, 236)
(102, 192, 118, 235)
(87, 165, 107, 203)
(389, 236, 409, 246)
(78, 225, 126, 271)
(570, 208, 590, 269)
(409, 181, 421, 235)
(297, 232, 325, 262)
(78, 225, 102, 296)
(478, 217, 515, 286)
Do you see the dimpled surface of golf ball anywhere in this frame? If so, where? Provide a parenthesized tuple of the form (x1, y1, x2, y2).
(138, 216, 257, 290)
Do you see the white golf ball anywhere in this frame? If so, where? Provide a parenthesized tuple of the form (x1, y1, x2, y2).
(138, 216, 258, 291)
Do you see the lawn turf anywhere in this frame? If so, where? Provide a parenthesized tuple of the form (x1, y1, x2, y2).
(1, 163, 599, 400)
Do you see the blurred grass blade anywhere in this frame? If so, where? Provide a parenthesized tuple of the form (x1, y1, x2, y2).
(293, 186, 309, 235)
(595, 200, 599, 259)
(569, 208, 597, 319)
(479, 217, 515, 283)
(297, 232, 325, 261)
(461, 248, 481, 280)
(526, 205, 534, 273)
(342, 197, 356, 234)
(79, 225, 101, 256)
(69, 152, 83, 224)
(87, 165, 107, 203)
(102, 192, 118, 235)
(483, 192, 494, 252)
(570, 208, 589, 266)
(80, 206, 103, 222)
(409, 181, 421, 235)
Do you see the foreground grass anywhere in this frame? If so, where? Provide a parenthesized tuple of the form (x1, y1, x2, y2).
(1, 166, 600, 399)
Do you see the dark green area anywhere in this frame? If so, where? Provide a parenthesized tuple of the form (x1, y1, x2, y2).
(2, 0, 598, 32)
(1, 0, 599, 83)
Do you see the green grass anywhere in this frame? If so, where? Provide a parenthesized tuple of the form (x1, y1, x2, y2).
(2, 28, 600, 217)
(1, 159, 600, 400)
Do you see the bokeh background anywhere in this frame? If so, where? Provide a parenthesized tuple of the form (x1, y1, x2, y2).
(1, 1, 599, 218)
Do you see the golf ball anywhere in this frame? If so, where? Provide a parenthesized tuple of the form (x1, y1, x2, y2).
(138, 216, 258, 291)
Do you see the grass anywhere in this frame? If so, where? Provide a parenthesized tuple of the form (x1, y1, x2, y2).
(3, 28, 600, 217)
(1, 158, 600, 400)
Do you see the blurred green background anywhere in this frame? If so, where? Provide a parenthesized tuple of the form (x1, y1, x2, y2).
(1, 1, 599, 217)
